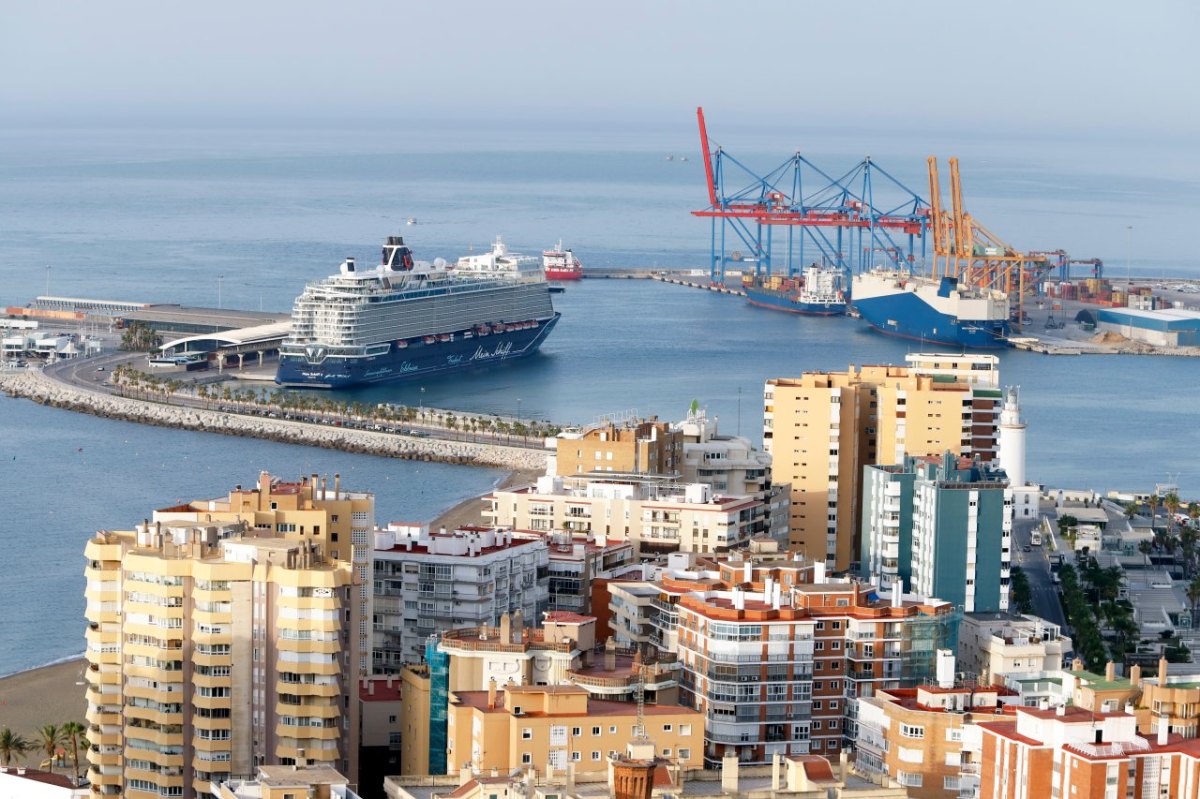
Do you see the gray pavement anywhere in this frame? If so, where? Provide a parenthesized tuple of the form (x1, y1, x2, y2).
(1012, 514, 1067, 630)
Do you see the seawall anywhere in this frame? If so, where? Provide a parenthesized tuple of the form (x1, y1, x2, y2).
(0, 369, 548, 472)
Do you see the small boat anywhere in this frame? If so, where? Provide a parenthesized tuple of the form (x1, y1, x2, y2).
(406, 218, 417, 225)
(438, 333, 452, 342)
(423, 335, 436, 345)
(396, 340, 409, 349)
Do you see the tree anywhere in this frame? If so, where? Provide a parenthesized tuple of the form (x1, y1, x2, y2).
(0, 727, 30, 767)
(1188, 576, 1200, 622)
(1138, 539, 1154, 568)
(1164, 492, 1182, 536)
(61, 721, 87, 785)
(1148, 494, 1160, 528)
(1124, 501, 1139, 520)
(119, 321, 162, 352)
(36, 724, 63, 773)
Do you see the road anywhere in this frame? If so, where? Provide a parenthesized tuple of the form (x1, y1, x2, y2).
(1011, 515, 1067, 630)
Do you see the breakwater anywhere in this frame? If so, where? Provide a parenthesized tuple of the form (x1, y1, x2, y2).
(0, 370, 547, 472)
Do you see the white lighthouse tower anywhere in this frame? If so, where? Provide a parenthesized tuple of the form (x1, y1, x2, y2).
(997, 386, 1027, 487)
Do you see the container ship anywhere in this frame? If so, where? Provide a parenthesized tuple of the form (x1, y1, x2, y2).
(851, 269, 1010, 349)
(542, 240, 584, 280)
(742, 263, 848, 315)
(276, 235, 560, 388)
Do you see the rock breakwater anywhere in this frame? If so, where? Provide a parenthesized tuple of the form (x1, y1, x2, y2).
(0, 370, 547, 471)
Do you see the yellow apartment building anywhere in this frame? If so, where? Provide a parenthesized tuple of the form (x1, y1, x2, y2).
(553, 419, 682, 477)
(84, 519, 357, 799)
(151, 471, 376, 676)
(445, 684, 703, 776)
(765, 354, 1001, 569)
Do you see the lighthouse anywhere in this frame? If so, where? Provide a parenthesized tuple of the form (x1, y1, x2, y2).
(997, 386, 1027, 487)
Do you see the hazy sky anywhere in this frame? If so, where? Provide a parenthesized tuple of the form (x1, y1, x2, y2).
(2, 0, 1196, 136)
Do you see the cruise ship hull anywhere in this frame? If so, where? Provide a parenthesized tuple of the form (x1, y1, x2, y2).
(277, 314, 560, 388)
(852, 281, 1009, 349)
(744, 287, 846, 316)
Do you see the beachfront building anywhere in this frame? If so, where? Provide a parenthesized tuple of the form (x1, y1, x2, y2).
(149, 471, 376, 676)
(445, 684, 704, 777)
(485, 474, 764, 556)
(978, 705, 1200, 799)
(371, 525, 549, 671)
(861, 453, 1013, 612)
(511, 530, 636, 619)
(765, 353, 1003, 569)
(551, 417, 682, 477)
(84, 521, 358, 799)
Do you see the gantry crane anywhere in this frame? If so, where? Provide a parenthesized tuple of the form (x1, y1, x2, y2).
(692, 107, 930, 283)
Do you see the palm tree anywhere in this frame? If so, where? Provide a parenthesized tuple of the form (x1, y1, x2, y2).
(1148, 494, 1160, 529)
(61, 721, 87, 785)
(1124, 501, 1139, 520)
(1138, 539, 1154, 567)
(1165, 492, 1182, 536)
(0, 727, 31, 767)
(36, 724, 63, 773)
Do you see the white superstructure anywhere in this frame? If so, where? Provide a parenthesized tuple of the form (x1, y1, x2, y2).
(455, 235, 544, 278)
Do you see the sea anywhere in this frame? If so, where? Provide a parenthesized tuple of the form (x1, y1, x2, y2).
(0, 120, 1197, 676)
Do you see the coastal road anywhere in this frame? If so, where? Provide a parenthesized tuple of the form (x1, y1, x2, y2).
(1012, 516, 1067, 631)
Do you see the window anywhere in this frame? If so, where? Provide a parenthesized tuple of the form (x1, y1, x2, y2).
(592, 726, 601, 736)
(571, 727, 582, 736)
(680, 724, 692, 736)
(609, 726, 618, 734)
(571, 751, 581, 762)
(663, 724, 673, 732)
(521, 753, 531, 764)
(388, 715, 397, 724)
(592, 751, 602, 761)
(521, 728, 533, 740)
(678, 748, 690, 760)
(900, 723, 925, 739)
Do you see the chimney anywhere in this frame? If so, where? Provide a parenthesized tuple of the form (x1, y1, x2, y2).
(813, 561, 826, 584)
(1105, 661, 1116, 683)
(512, 608, 524, 639)
(1055, 704, 1065, 716)
(459, 765, 474, 786)
(310, 472, 318, 498)
(743, 560, 752, 584)
(386, 676, 394, 690)
(1159, 656, 1169, 681)
(334, 473, 341, 496)
(839, 750, 849, 785)
(488, 677, 498, 710)
(1071, 657, 1084, 672)
(566, 762, 576, 794)
(721, 752, 739, 793)
(1130, 664, 1142, 687)
(771, 753, 782, 790)
(500, 613, 512, 643)
(321, 475, 327, 500)
(368, 681, 375, 696)
(891, 578, 903, 608)
(1158, 713, 1170, 746)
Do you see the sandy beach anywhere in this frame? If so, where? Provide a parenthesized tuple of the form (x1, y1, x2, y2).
(428, 468, 541, 531)
(0, 658, 88, 767)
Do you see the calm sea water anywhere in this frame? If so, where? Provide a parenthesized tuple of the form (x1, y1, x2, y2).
(0, 122, 1196, 675)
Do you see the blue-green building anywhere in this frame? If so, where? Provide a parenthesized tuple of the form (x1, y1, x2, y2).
(862, 452, 1012, 612)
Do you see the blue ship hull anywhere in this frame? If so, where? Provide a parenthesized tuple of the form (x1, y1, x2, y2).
(854, 294, 1008, 349)
(744, 288, 846, 316)
(276, 314, 560, 388)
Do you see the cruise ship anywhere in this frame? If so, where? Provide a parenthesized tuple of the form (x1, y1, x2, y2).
(743, 263, 848, 315)
(851, 269, 1010, 349)
(453, 235, 543, 279)
(276, 236, 560, 388)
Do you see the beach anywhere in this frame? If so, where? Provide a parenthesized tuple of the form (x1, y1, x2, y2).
(428, 468, 541, 531)
(0, 658, 88, 767)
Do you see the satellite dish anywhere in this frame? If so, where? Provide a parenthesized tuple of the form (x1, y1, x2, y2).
(433, 258, 447, 268)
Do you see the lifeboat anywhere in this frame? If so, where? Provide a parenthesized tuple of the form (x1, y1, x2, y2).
(396, 340, 409, 349)
(438, 334, 452, 343)
(423, 336, 436, 345)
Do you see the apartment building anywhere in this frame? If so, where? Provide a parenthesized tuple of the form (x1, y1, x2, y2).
(510, 530, 636, 618)
(669, 577, 959, 766)
(958, 612, 1073, 682)
(486, 474, 764, 556)
(978, 705, 1200, 799)
(765, 353, 1003, 569)
(855, 673, 1020, 799)
(213, 765, 360, 799)
(445, 684, 704, 776)
(151, 471, 376, 676)
(861, 453, 1013, 612)
(371, 525, 549, 670)
(552, 417, 682, 477)
(84, 521, 357, 799)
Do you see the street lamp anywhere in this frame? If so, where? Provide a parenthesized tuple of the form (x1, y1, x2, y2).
(217, 275, 224, 310)
(516, 398, 522, 444)
(45, 265, 51, 297)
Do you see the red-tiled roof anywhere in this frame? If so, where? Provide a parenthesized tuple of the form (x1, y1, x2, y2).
(0, 768, 77, 787)
(793, 755, 836, 782)
(543, 611, 595, 624)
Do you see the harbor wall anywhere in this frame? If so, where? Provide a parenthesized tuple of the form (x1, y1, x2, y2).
(0, 370, 548, 472)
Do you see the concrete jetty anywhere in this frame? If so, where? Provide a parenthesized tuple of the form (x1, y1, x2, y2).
(0, 369, 547, 472)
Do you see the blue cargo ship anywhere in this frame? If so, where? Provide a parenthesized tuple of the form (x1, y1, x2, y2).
(276, 236, 560, 388)
(743, 264, 848, 316)
(850, 270, 1010, 349)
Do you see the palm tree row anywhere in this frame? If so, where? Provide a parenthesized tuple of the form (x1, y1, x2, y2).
(0, 721, 87, 782)
(109, 364, 565, 445)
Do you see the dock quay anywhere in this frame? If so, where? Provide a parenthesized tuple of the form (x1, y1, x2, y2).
(651, 274, 746, 296)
